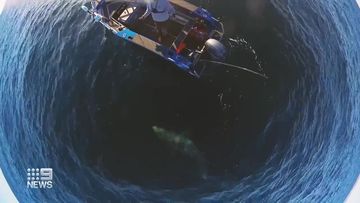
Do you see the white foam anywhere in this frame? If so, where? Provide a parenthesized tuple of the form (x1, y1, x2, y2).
(357, 0, 360, 8)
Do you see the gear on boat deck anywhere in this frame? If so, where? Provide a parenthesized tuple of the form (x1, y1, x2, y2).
(131, 17, 184, 47)
(109, 2, 186, 47)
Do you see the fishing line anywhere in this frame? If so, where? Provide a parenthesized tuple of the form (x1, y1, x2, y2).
(199, 59, 269, 80)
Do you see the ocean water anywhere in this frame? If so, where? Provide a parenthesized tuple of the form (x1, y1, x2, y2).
(0, 0, 359, 202)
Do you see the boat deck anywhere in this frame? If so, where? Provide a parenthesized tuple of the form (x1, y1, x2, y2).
(127, 13, 186, 48)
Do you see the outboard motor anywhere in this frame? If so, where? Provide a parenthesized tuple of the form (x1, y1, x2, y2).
(204, 39, 227, 61)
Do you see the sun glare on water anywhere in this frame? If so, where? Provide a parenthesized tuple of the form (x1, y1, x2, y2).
(0, 0, 6, 15)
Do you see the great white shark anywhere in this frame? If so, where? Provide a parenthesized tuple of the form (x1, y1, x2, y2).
(152, 126, 208, 179)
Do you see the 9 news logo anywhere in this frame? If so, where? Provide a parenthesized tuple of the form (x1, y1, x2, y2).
(26, 168, 53, 189)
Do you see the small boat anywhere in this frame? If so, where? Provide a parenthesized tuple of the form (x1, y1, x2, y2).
(81, 0, 268, 79)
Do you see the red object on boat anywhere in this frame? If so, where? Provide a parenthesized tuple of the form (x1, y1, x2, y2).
(176, 41, 187, 54)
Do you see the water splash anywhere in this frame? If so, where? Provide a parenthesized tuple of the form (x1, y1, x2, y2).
(228, 37, 264, 72)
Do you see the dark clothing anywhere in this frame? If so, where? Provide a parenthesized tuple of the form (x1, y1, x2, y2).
(155, 21, 168, 40)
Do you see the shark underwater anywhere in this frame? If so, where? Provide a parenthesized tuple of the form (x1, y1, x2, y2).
(152, 126, 208, 179)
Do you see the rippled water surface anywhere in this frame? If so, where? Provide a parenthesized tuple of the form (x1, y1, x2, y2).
(0, 0, 359, 202)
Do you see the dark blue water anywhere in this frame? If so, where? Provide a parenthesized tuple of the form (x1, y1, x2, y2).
(1, 0, 360, 202)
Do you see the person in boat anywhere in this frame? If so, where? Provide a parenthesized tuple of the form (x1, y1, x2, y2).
(139, 0, 175, 42)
